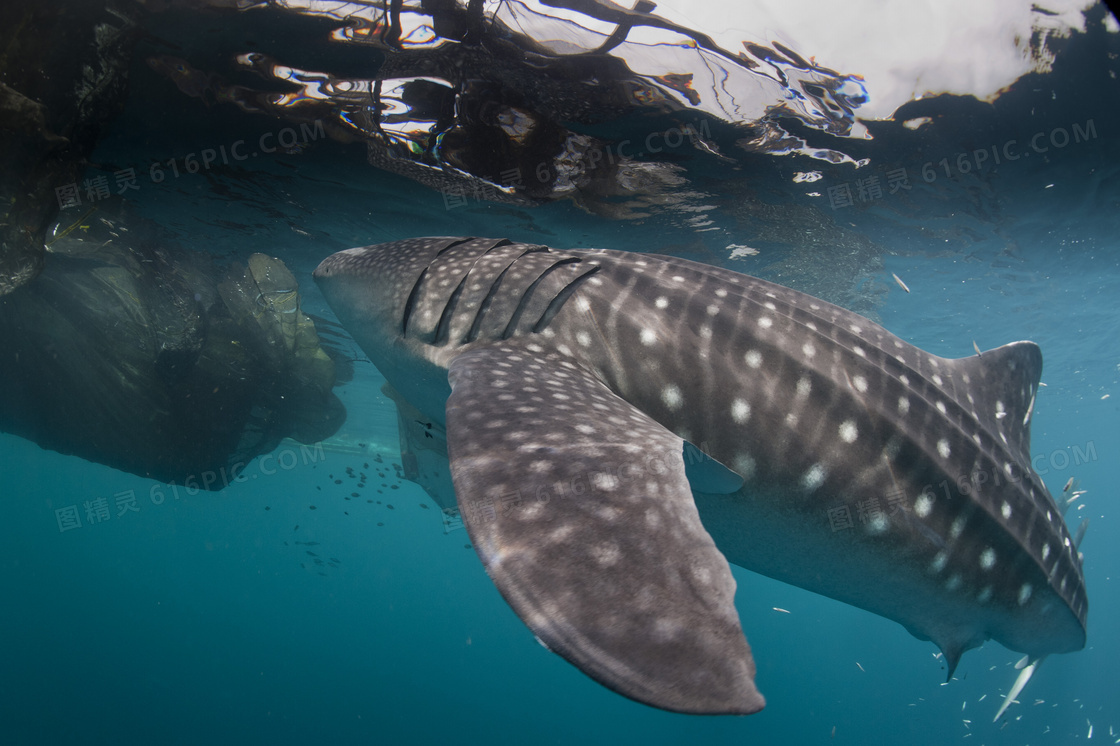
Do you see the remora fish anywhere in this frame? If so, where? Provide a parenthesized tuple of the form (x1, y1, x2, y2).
(313, 237, 1087, 715)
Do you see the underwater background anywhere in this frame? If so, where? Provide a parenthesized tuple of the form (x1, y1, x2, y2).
(1, 1, 1118, 744)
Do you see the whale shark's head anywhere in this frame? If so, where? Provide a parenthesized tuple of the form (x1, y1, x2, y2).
(313, 237, 484, 415)
(313, 237, 455, 349)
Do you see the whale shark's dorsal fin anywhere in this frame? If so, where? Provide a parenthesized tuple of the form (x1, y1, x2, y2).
(445, 342, 765, 715)
(943, 340, 1042, 466)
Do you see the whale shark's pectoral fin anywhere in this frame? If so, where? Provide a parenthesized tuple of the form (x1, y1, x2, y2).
(445, 343, 765, 715)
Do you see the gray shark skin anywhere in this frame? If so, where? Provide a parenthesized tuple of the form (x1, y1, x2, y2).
(313, 237, 1087, 715)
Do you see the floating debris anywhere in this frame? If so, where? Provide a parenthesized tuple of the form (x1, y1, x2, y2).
(892, 272, 910, 293)
(855, 662, 865, 672)
(772, 607, 790, 614)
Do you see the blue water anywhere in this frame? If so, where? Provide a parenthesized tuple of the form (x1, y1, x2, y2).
(3, 8, 1119, 746)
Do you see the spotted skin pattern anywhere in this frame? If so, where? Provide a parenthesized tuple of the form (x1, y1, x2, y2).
(314, 237, 1087, 715)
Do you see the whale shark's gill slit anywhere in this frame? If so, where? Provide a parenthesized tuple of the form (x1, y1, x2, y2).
(435, 236, 496, 257)
(502, 257, 582, 339)
(433, 273, 470, 345)
(464, 252, 530, 344)
(533, 265, 601, 333)
(401, 266, 429, 335)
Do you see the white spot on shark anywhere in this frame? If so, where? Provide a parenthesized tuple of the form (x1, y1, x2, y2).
(655, 296, 669, 309)
(661, 385, 683, 410)
(758, 316, 773, 329)
(591, 542, 621, 566)
(1002, 501, 1013, 520)
(898, 397, 910, 414)
(640, 329, 657, 346)
(733, 453, 756, 480)
(731, 399, 751, 424)
(979, 548, 996, 570)
(1018, 583, 1033, 605)
(914, 493, 933, 517)
(802, 342, 816, 358)
(838, 420, 858, 443)
(745, 350, 762, 369)
(796, 377, 812, 399)
(592, 472, 619, 492)
(852, 375, 868, 393)
(937, 439, 951, 459)
(801, 463, 826, 491)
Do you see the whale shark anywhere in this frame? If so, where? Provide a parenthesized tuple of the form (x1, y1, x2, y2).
(313, 236, 1087, 715)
